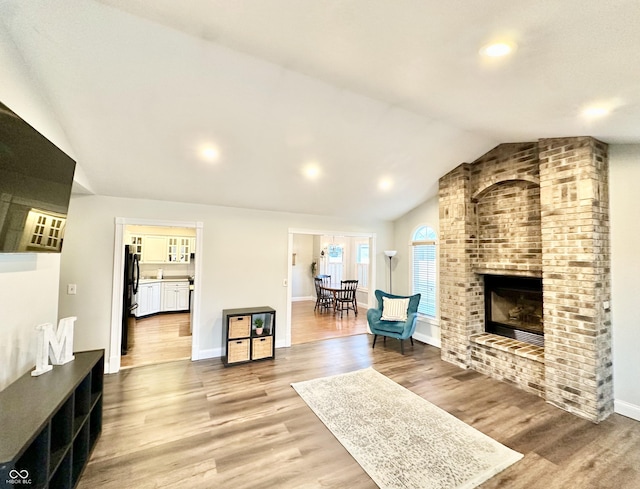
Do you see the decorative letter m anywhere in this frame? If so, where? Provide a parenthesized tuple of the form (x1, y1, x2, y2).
(31, 317, 77, 376)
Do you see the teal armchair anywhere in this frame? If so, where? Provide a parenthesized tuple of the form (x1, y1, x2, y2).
(367, 290, 421, 354)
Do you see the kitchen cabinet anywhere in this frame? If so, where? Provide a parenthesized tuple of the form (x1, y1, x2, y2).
(135, 281, 161, 317)
(129, 235, 143, 256)
(161, 281, 189, 312)
(167, 237, 191, 263)
(142, 236, 167, 263)
(138, 235, 193, 263)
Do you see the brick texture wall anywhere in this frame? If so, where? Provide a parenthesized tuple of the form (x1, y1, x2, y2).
(539, 137, 613, 421)
(438, 164, 481, 368)
(438, 137, 612, 423)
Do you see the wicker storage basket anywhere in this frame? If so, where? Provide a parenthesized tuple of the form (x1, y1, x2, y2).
(228, 339, 250, 363)
(229, 315, 251, 338)
(252, 336, 273, 360)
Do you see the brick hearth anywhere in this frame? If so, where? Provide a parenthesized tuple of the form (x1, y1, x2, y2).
(438, 136, 613, 423)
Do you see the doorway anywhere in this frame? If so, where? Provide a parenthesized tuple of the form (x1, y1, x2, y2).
(109, 218, 203, 373)
(286, 229, 376, 346)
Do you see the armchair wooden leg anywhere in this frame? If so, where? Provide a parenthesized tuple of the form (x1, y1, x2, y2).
(400, 339, 404, 355)
(372, 335, 378, 349)
(410, 337, 414, 346)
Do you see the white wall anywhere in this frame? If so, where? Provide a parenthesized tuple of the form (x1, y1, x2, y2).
(610, 145, 640, 421)
(0, 25, 69, 391)
(58, 194, 393, 370)
(392, 195, 440, 347)
(0, 254, 61, 391)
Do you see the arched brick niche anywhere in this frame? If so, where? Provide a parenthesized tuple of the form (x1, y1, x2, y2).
(474, 180, 542, 276)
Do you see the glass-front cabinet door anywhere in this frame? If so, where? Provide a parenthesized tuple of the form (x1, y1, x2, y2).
(130, 235, 143, 256)
(167, 237, 191, 263)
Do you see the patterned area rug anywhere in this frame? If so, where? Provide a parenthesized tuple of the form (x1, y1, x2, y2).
(291, 368, 522, 489)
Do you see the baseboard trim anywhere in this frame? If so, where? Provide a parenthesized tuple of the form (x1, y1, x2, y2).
(196, 348, 222, 360)
(614, 399, 640, 421)
(292, 296, 314, 302)
(107, 355, 120, 374)
(413, 331, 441, 349)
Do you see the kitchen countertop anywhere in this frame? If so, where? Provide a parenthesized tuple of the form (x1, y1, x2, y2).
(139, 276, 192, 283)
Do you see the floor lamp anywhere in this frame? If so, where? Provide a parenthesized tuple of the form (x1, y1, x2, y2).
(384, 250, 397, 293)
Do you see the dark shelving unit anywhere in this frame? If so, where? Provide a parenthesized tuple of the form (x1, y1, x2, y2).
(222, 307, 276, 366)
(0, 350, 104, 489)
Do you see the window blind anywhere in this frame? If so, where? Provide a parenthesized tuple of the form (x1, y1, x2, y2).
(412, 242, 436, 317)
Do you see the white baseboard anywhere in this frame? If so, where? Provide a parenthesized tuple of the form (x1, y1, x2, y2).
(413, 331, 441, 349)
(107, 355, 120, 374)
(292, 296, 314, 302)
(195, 348, 222, 360)
(614, 399, 640, 421)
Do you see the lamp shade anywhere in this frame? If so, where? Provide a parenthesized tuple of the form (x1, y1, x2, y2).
(384, 250, 397, 257)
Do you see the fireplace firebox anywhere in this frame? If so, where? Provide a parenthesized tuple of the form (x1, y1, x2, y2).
(484, 275, 543, 347)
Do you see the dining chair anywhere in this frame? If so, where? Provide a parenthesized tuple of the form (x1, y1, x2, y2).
(317, 274, 331, 287)
(314, 275, 333, 312)
(335, 279, 358, 317)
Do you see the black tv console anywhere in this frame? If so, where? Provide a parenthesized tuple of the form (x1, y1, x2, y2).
(0, 350, 104, 489)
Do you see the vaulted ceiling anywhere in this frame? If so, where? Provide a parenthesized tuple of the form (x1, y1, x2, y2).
(1, 1, 639, 220)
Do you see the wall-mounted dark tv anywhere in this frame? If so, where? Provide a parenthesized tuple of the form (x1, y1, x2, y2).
(0, 101, 76, 253)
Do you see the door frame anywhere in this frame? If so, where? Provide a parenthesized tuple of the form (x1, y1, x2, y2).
(108, 217, 204, 373)
(285, 227, 376, 347)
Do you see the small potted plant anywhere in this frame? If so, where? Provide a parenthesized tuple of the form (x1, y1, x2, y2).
(254, 317, 264, 335)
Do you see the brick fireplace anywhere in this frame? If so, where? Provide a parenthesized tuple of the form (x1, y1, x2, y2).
(438, 137, 612, 423)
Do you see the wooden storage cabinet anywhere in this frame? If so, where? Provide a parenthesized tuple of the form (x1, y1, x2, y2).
(222, 307, 275, 366)
(0, 350, 104, 489)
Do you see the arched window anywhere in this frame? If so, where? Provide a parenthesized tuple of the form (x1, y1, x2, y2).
(411, 225, 437, 317)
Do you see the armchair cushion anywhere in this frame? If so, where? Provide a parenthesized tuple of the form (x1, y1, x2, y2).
(380, 297, 410, 321)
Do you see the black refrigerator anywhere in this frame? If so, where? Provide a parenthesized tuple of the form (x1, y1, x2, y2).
(121, 245, 140, 355)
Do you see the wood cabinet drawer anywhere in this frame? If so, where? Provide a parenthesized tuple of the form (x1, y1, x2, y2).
(227, 339, 250, 363)
(229, 315, 251, 338)
(252, 336, 273, 360)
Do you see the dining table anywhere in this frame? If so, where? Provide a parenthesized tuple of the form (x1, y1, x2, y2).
(319, 283, 344, 314)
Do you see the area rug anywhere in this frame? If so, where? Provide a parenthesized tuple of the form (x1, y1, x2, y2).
(291, 368, 522, 489)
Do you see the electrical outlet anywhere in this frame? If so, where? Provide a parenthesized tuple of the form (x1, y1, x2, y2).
(67, 284, 77, 295)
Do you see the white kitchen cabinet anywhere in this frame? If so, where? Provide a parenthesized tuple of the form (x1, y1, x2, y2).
(142, 236, 167, 263)
(161, 281, 190, 311)
(135, 281, 161, 317)
(167, 237, 191, 263)
(129, 235, 143, 255)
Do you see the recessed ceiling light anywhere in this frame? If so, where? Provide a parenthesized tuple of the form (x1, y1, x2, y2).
(303, 164, 320, 179)
(201, 146, 219, 162)
(582, 106, 610, 119)
(480, 42, 516, 58)
(378, 178, 392, 191)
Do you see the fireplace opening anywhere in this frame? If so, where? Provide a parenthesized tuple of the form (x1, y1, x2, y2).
(484, 275, 543, 347)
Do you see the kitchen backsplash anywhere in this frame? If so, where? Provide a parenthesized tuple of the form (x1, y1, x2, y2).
(140, 262, 193, 279)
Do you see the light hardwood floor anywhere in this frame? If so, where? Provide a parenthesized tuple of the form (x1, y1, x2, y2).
(119, 299, 359, 370)
(291, 299, 368, 345)
(80, 334, 640, 489)
(120, 313, 192, 368)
